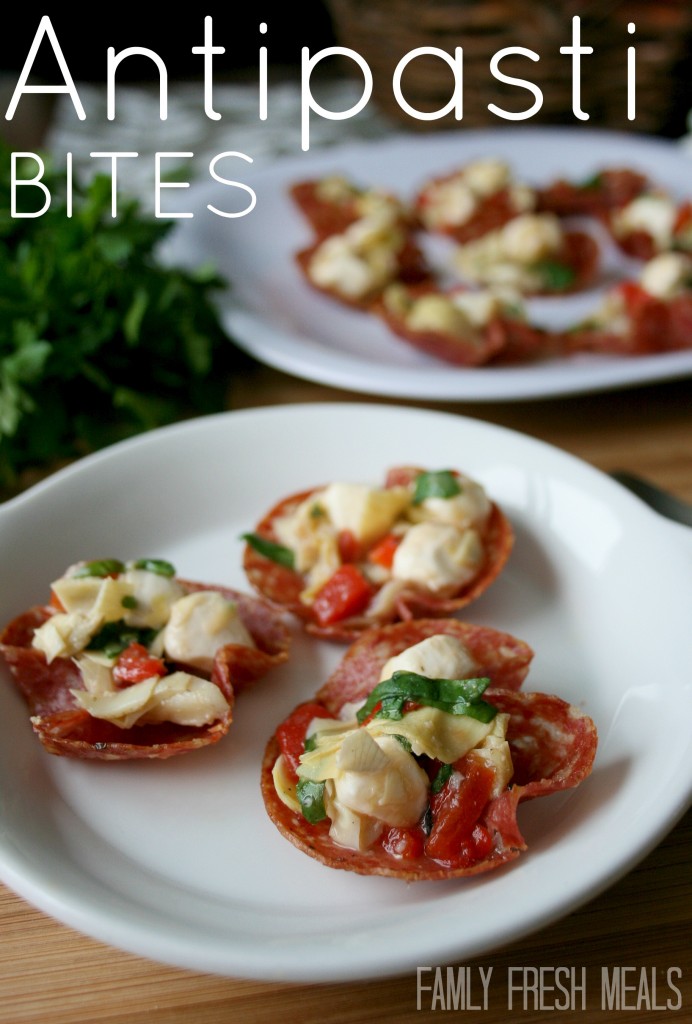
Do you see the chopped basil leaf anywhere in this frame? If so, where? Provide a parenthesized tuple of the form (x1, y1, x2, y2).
(72, 559, 126, 579)
(536, 260, 576, 292)
(578, 172, 603, 190)
(309, 503, 325, 519)
(304, 734, 318, 753)
(242, 532, 295, 570)
(296, 778, 327, 823)
(132, 558, 176, 577)
(412, 470, 461, 505)
(431, 763, 454, 794)
(356, 671, 497, 725)
(393, 734, 412, 752)
(87, 620, 159, 658)
(121, 595, 138, 609)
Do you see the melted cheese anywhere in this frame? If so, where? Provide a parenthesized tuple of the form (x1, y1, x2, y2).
(639, 252, 692, 298)
(386, 284, 523, 338)
(411, 476, 491, 531)
(379, 633, 479, 683)
(118, 569, 185, 629)
(419, 158, 534, 231)
(456, 213, 563, 290)
(391, 522, 483, 591)
(612, 194, 677, 251)
(319, 482, 410, 548)
(308, 211, 404, 299)
(405, 293, 476, 337)
(323, 783, 385, 851)
(314, 176, 406, 223)
(326, 733, 429, 828)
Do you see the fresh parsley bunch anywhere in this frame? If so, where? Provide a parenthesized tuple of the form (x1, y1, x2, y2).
(0, 148, 234, 492)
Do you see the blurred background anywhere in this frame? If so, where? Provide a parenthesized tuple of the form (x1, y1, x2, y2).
(0, 6, 337, 147)
(2, 2, 691, 149)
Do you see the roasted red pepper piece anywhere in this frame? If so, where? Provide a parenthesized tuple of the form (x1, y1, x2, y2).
(367, 533, 400, 569)
(112, 643, 166, 688)
(275, 701, 335, 780)
(425, 756, 495, 866)
(312, 565, 373, 626)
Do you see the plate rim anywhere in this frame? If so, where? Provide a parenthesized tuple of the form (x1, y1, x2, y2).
(171, 124, 692, 402)
(1, 401, 691, 982)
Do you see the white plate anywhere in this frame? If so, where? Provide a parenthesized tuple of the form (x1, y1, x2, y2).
(167, 126, 692, 401)
(0, 403, 691, 982)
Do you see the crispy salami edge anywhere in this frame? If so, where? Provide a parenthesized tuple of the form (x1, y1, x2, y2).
(314, 619, 534, 710)
(374, 284, 557, 367)
(242, 468, 514, 643)
(294, 234, 432, 311)
(0, 579, 291, 760)
(260, 620, 597, 880)
(414, 180, 527, 245)
(537, 168, 649, 219)
(290, 180, 360, 239)
(563, 288, 688, 357)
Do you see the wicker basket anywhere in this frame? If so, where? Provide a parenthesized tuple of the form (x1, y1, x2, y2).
(325, 0, 692, 135)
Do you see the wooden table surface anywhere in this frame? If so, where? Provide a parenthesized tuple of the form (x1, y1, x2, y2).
(1, 359, 691, 1024)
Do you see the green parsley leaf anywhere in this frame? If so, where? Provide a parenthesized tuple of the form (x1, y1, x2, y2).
(536, 260, 576, 292)
(0, 143, 235, 493)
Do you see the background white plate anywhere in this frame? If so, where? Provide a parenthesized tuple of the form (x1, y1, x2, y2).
(168, 126, 692, 401)
(1, 403, 691, 981)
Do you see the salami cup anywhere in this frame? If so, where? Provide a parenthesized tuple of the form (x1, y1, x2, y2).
(243, 465, 513, 642)
(262, 620, 597, 881)
(0, 559, 291, 760)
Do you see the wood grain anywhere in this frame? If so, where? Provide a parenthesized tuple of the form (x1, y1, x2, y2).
(1, 810, 689, 1023)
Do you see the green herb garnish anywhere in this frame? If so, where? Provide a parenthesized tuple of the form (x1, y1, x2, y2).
(536, 260, 576, 292)
(356, 671, 497, 725)
(132, 558, 176, 577)
(87, 619, 159, 658)
(72, 559, 125, 579)
(412, 470, 462, 505)
(0, 146, 234, 493)
(393, 734, 413, 753)
(578, 172, 603, 191)
(121, 595, 138, 609)
(242, 532, 295, 569)
(431, 763, 454, 794)
(296, 778, 327, 823)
